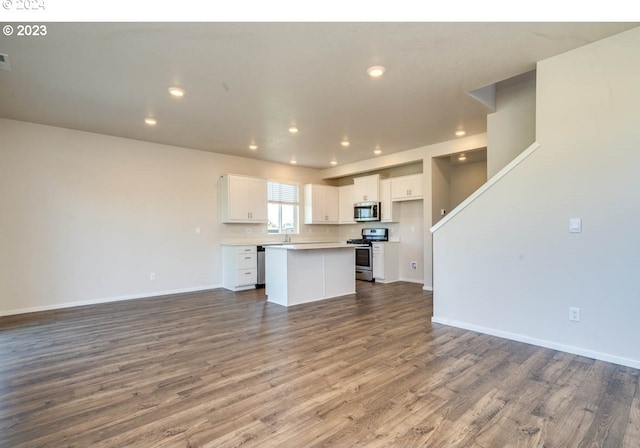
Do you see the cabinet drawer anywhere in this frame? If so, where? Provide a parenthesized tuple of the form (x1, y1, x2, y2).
(236, 268, 257, 286)
(235, 246, 256, 255)
(236, 253, 257, 269)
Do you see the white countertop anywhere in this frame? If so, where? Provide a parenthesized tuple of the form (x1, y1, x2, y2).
(221, 240, 344, 247)
(265, 242, 355, 251)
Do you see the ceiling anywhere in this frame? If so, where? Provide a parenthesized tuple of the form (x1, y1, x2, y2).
(0, 22, 636, 169)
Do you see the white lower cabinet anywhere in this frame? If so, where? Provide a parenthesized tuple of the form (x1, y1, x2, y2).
(372, 242, 399, 283)
(222, 245, 257, 291)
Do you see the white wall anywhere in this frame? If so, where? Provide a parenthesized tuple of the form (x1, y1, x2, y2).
(431, 157, 450, 226)
(396, 201, 424, 282)
(0, 119, 324, 315)
(450, 160, 487, 207)
(432, 27, 640, 368)
(487, 70, 536, 178)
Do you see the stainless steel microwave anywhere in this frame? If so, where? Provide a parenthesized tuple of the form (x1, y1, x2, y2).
(354, 201, 381, 222)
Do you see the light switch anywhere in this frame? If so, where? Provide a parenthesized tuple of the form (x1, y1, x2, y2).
(569, 218, 582, 233)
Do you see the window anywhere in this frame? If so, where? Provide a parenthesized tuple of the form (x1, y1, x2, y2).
(267, 181, 299, 234)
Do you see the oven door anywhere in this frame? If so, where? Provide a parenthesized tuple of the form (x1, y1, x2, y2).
(354, 245, 374, 281)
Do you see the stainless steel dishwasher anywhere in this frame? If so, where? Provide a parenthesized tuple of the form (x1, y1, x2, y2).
(256, 245, 266, 287)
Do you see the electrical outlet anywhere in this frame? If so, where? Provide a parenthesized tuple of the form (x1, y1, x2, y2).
(195, 227, 201, 235)
(569, 307, 581, 322)
(150, 272, 156, 281)
(245, 228, 252, 234)
(410, 261, 418, 270)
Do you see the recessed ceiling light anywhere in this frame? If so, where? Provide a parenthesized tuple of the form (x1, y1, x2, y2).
(458, 153, 467, 161)
(290, 159, 297, 165)
(288, 126, 299, 134)
(330, 160, 338, 166)
(373, 148, 382, 155)
(168, 87, 186, 98)
(341, 140, 350, 147)
(144, 117, 157, 126)
(367, 65, 386, 78)
(249, 144, 258, 151)
(455, 129, 466, 137)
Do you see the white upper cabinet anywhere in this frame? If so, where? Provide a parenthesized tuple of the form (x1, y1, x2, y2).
(304, 184, 339, 224)
(220, 174, 268, 223)
(338, 184, 356, 224)
(379, 178, 399, 222)
(353, 174, 380, 202)
(391, 174, 423, 201)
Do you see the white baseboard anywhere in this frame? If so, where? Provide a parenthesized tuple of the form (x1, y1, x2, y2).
(431, 316, 640, 370)
(0, 284, 222, 317)
(398, 277, 425, 286)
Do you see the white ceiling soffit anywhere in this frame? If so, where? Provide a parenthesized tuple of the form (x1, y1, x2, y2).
(468, 84, 496, 112)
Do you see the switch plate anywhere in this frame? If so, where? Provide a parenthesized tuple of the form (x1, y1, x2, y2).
(569, 218, 582, 233)
(150, 272, 156, 281)
(195, 227, 201, 235)
(569, 307, 581, 322)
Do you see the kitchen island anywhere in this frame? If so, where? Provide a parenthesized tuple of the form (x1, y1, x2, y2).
(265, 243, 356, 307)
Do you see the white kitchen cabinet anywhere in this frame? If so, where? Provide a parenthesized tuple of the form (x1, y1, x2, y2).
(338, 184, 356, 224)
(391, 174, 423, 201)
(372, 242, 399, 283)
(379, 178, 399, 222)
(222, 245, 257, 291)
(220, 174, 268, 223)
(304, 184, 339, 224)
(353, 174, 379, 202)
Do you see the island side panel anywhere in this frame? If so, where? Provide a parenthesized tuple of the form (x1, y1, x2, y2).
(324, 248, 356, 299)
(286, 250, 327, 306)
(265, 247, 289, 306)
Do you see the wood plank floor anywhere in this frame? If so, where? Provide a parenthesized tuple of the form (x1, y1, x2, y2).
(1, 282, 639, 447)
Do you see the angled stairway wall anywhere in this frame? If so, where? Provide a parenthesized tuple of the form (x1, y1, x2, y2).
(431, 27, 640, 368)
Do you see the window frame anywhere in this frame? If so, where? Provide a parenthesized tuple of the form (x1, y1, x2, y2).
(267, 180, 300, 235)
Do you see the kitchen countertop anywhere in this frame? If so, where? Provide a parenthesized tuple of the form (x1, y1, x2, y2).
(265, 242, 355, 250)
(221, 240, 344, 247)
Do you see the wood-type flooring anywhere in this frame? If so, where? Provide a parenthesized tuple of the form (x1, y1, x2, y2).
(1, 282, 639, 447)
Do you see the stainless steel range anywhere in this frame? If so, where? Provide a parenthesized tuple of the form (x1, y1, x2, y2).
(347, 228, 388, 281)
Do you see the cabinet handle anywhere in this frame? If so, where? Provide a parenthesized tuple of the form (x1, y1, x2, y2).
(244, 256, 251, 259)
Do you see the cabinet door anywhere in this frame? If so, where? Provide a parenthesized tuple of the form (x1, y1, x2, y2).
(353, 174, 379, 202)
(223, 175, 268, 222)
(243, 176, 268, 221)
(338, 185, 355, 224)
(379, 179, 398, 222)
(391, 174, 423, 201)
(304, 184, 338, 224)
(324, 186, 339, 223)
(373, 249, 384, 279)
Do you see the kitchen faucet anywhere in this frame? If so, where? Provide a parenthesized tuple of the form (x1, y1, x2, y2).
(283, 233, 291, 242)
